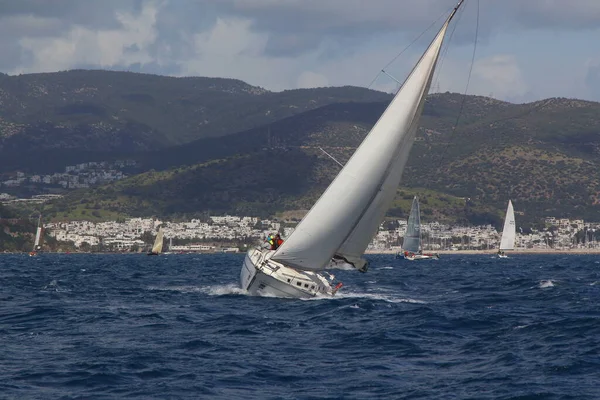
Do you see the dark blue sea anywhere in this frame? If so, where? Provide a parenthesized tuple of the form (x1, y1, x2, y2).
(1, 253, 599, 399)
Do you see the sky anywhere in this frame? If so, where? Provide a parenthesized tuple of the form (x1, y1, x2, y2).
(1, 0, 599, 103)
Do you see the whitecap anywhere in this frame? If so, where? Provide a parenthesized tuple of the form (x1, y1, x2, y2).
(539, 280, 555, 288)
(309, 290, 427, 304)
(147, 284, 248, 296)
(202, 284, 249, 296)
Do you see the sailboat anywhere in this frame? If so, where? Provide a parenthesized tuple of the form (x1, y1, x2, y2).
(402, 196, 439, 260)
(148, 227, 164, 256)
(29, 214, 44, 257)
(240, 0, 465, 298)
(497, 200, 516, 258)
(163, 237, 173, 255)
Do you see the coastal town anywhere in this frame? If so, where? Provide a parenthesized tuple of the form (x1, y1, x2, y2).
(0, 160, 134, 194)
(38, 214, 600, 253)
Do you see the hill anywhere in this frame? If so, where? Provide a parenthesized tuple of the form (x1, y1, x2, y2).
(0, 69, 390, 172)
(44, 92, 600, 227)
(0, 204, 37, 251)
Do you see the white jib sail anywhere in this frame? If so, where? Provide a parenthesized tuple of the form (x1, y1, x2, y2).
(152, 228, 164, 253)
(34, 227, 42, 248)
(403, 197, 421, 253)
(499, 200, 516, 250)
(271, 7, 459, 271)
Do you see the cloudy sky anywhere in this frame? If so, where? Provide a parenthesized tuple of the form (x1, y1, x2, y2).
(1, 0, 599, 103)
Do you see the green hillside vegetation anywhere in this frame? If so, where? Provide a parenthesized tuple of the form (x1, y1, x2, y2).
(0, 204, 36, 251)
(43, 91, 600, 227)
(4, 70, 600, 227)
(0, 70, 390, 172)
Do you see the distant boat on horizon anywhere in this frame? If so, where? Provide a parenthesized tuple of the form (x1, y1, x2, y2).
(148, 227, 164, 256)
(29, 214, 44, 257)
(498, 200, 516, 258)
(401, 196, 439, 261)
(163, 237, 173, 255)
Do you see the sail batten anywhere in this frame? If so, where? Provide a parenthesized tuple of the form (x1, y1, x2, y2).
(499, 200, 516, 250)
(270, 7, 459, 271)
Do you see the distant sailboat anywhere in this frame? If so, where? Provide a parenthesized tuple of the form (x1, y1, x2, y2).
(148, 227, 164, 256)
(29, 214, 44, 257)
(402, 196, 439, 261)
(163, 237, 173, 255)
(240, 1, 465, 298)
(498, 200, 516, 258)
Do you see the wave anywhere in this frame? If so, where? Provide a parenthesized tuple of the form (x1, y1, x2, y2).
(539, 279, 556, 288)
(147, 283, 248, 296)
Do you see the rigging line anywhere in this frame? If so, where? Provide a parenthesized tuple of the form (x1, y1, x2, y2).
(319, 147, 344, 168)
(366, 6, 453, 90)
(433, 1, 467, 93)
(435, 0, 479, 170)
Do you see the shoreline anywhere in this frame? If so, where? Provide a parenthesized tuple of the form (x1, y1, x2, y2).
(365, 248, 600, 255)
(3, 248, 600, 255)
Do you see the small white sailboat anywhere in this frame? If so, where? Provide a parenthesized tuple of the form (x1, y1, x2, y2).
(497, 200, 516, 258)
(29, 214, 44, 257)
(148, 227, 164, 256)
(402, 196, 439, 261)
(240, 0, 465, 298)
(163, 237, 173, 255)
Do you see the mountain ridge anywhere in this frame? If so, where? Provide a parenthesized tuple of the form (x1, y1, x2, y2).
(3, 70, 600, 226)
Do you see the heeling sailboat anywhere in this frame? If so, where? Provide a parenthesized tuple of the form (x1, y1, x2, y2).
(498, 200, 516, 258)
(402, 196, 439, 261)
(148, 227, 164, 256)
(29, 214, 44, 257)
(240, 0, 465, 298)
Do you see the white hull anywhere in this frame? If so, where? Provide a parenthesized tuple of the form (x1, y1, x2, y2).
(403, 253, 439, 261)
(241, 248, 339, 299)
(498, 254, 509, 258)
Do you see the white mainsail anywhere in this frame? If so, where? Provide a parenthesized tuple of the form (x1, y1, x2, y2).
(403, 197, 421, 253)
(33, 214, 43, 251)
(33, 227, 42, 248)
(499, 200, 516, 250)
(152, 228, 164, 254)
(271, 3, 461, 271)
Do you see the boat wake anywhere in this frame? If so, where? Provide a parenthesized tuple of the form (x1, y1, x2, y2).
(307, 290, 427, 304)
(147, 284, 248, 296)
(42, 279, 70, 292)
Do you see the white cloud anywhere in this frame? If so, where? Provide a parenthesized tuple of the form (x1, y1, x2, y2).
(1, 0, 600, 102)
(179, 17, 296, 89)
(471, 54, 528, 100)
(296, 71, 329, 88)
(12, 1, 160, 74)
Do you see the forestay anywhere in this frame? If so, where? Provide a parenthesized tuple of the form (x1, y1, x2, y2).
(271, 4, 462, 272)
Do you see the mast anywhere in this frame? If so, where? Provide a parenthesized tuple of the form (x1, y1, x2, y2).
(270, 1, 465, 271)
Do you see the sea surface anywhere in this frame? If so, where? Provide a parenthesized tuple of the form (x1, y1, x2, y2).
(1, 253, 599, 399)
